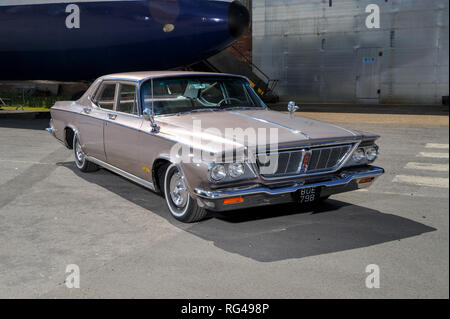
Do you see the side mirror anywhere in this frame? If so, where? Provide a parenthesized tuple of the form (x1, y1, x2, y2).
(287, 101, 299, 118)
(143, 108, 152, 121)
(143, 108, 160, 133)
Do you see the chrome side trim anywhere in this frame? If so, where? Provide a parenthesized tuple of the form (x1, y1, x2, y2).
(194, 166, 384, 199)
(85, 155, 156, 191)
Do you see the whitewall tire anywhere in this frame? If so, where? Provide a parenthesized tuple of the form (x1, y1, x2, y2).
(163, 164, 208, 223)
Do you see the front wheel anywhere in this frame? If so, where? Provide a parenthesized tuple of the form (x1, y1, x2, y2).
(163, 164, 208, 223)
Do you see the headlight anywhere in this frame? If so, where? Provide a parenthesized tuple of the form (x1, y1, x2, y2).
(229, 163, 245, 178)
(210, 164, 227, 181)
(366, 145, 379, 162)
(352, 148, 366, 162)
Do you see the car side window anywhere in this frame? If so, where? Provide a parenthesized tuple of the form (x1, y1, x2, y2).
(117, 84, 138, 115)
(95, 83, 116, 110)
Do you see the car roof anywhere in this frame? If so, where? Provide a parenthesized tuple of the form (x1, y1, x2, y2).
(101, 71, 247, 82)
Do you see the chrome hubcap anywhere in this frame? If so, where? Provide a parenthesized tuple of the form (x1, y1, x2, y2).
(169, 171, 188, 208)
(75, 139, 84, 163)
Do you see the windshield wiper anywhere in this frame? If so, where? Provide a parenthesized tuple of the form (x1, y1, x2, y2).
(223, 106, 260, 111)
(175, 108, 221, 116)
(191, 108, 218, 113)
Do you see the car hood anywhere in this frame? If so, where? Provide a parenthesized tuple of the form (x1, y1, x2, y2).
(156, 109, 363, 154)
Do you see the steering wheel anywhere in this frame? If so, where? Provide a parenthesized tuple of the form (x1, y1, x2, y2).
(217, 97, 244, 106)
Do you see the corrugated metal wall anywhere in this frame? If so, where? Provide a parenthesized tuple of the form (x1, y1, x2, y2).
(252, 0, 449, 104)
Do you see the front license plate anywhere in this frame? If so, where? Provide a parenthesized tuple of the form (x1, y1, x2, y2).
(296, 187, 321, 204)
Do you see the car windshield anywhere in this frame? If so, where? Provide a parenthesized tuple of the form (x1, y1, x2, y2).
(141, 76, 266, 116)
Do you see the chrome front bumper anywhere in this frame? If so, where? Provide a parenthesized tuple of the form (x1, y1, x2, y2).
(194, 166, 384, 211)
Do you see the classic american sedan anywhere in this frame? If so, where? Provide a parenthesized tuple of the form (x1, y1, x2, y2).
(47, 71, 384, 223)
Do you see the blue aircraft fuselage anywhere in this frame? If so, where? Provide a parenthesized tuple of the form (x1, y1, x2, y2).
(0, 0, 250, 81)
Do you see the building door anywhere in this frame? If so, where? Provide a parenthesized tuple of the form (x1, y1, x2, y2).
(356, 48, 381, 103)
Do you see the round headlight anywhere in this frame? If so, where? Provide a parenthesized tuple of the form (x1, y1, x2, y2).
(366, 146, 379, 162)
(229, 163, 245, 178)
(210, 164, 227, 181)
(352, 148, 366, 162)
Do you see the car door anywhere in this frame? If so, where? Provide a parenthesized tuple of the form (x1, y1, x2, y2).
(104, 81, 143, 177)
(76, 82, 115, 161)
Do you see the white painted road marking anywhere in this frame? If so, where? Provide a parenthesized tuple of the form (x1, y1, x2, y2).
(405, 162, 449, 172)
(426, 143, 449, 149)
(417, 152, 449, 159)
(0, 159, 53, 165)
(393, 175, 449, 188)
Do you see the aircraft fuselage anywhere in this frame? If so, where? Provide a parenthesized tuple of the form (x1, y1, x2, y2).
(0, 0, 250, 81)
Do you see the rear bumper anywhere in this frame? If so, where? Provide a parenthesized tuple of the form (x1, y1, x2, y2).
(46, 118, 56, 137)
(194, 166, 384, 212)
(46, 127, 56, 137)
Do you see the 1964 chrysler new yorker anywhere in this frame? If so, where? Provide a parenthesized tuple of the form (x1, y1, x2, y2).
(47, 71, 384, 223)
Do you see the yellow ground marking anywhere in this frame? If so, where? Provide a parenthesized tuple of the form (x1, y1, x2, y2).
(0, 106, 50, 112)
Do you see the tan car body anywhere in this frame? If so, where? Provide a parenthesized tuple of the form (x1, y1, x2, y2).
(48, 71, 384, 212)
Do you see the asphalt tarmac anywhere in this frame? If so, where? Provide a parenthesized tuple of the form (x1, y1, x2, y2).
(0, 114, 448, 298)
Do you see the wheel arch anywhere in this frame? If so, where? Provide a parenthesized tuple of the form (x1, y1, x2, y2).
(152, 157, 194, 195)
(152, 157, 172, 194)
(63, 125, 78, 149)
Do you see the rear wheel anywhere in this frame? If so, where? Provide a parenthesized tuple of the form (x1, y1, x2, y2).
(73, 134, 99, 172)
(163, 164, 208, 223)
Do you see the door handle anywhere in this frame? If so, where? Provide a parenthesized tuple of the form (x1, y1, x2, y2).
(108, 113, 117, 120)
(83, 107, 92, 114)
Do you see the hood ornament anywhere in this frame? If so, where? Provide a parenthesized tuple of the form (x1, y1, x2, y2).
(288, 101, 299, 119)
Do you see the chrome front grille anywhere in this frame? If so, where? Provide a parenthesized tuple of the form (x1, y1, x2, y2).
(307, 145, 352, 172)
(257, 150, 304, 177)
(257, 144, 353, 179)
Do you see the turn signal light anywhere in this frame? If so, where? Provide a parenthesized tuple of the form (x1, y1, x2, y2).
(223, 197, 244, 205)
(359, 177, 375, 184)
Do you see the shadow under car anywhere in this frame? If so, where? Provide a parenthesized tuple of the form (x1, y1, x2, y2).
(58, 161, 436, 262)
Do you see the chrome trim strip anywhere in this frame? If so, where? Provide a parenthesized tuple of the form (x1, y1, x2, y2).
(230, 111, 311, 139)
(268, 139, 362, 150)
(100, 77, 140, 83)
(195, 166, 384, 199)
(85, 155, 156, 191)
(327, 123, 357, 137)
